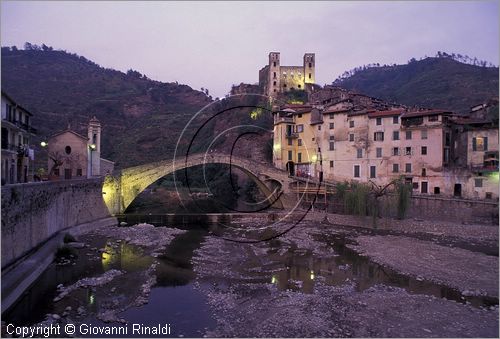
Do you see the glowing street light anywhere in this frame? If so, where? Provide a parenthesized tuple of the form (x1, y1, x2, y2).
(40, 141, 48, 147)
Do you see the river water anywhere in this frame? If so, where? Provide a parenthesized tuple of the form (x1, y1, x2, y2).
(3, 214, 497, 337)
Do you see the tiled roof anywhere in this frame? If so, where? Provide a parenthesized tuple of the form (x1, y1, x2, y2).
(368, 109, 405, 118)
(401, 109, 452, 118)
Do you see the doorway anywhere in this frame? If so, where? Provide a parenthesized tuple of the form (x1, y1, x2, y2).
(453, 183, 462, 197)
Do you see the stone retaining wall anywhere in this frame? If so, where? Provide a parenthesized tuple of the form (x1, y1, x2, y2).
(1, 178, 111, 268)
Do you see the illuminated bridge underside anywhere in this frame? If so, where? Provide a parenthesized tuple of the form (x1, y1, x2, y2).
(102, 153, 294, 215)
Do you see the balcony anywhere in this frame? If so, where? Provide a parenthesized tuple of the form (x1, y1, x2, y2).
(275, 116, 294, 124)
(286, 132, 299, 139)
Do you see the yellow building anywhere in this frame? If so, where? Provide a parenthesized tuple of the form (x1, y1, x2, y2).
(273, 104, 320, 178)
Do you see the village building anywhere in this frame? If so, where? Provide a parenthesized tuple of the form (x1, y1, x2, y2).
(272, 86, 499, 200)
(1, 91, 37, 185)
(46, 116, 114, 180)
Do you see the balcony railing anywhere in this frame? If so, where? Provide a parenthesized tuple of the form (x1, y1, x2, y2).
(286, 132, 299, 138)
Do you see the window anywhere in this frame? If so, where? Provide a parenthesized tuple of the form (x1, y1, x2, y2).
(422, 168, 427, 177)
(308, 73, 311, 79)
(329, 142, 335, 151)
(329, 123, 334, 129)
(376, 117, 382, 125)
(298, 153, 302, 163)
(405, 147, 412, 155)
(472, 137, 488, 151)
(329, 161, 334, 168)
(406, 130, 412, 140)
(374, 132, 384, 141)
(405, 163, 412, 173)
(393, 116, 399, 124)
(318, 125, 321, 131)
(273, 72, 276, 79)
(428, 115, 438, 122)
(393, 131, 400, 140)
(354, 165, 360, 178)
(421, 130, 428, 139)
(296, 124, 304, 133)
(349, 133, 354, 142)
(421, 182, 428, 193)
(376, 148, 382, 158)
(273, 81, 276, 86)
(392, 164, 399, 173)
(273, 61, 276, 67)
(421, 146, 427, 155)
(288, 151, 292, 161)
(357, 148, 363, 158)
(65, 146, 72, 155)
(412, 182, 419, 190)
(329, 114, 334, 119)
(475, 178, 483, 187)
(76, 168, 83, 177)
(349, 120, 354, 128)
(298, 139, 303, 146)
(298, 85, 301, 89)
(434, 187, 440, 194)
(370, 166, 376, 178)
(54, 168, 60, 176)
(393, 147, 400, 156)
(298, 114, 303, 118)
(309, 62, 312, 68)
(486, 192, 493, 199)
(329, 135, 335, 140)
(288, 138, 293, 146)
(443, 148, 450, 164)
(283, 84, 287, 88)
(445, 132, 451, 147)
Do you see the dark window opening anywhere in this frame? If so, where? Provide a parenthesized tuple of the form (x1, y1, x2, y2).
(65, 146, 72, 154)
(434, 187, 440, 194)
(421, 182, 428, 194)
(370, 166, 376, 178)
(330, 161, 334, 168)
(354, 165, 360, 178)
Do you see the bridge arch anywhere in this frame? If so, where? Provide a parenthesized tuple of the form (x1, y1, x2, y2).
(102, 154, 291, 215)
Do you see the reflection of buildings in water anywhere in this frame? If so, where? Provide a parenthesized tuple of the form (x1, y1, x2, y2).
(101, 243, 152, 272)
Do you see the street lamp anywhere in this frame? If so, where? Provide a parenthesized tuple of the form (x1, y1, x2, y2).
(89, 144, 96, 177)
(40, 141, 48, 147)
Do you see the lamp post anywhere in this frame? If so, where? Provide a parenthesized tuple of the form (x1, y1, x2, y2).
(89, 143, 96, 177)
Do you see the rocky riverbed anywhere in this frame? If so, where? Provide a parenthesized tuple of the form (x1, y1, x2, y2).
(2, 216, 498, 338)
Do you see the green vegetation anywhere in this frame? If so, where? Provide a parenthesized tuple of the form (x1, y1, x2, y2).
(334, 178, 413, 226)
(333, 56, 498, 114)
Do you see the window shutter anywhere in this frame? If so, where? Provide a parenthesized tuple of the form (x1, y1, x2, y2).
(472, 137, 477, 151)
(484, 137, 488, 151)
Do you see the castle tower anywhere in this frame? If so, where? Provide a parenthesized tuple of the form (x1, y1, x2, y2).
(268, 52, 281, 97)
(87, 116, 101, 177)
(303, 53, 315, 84)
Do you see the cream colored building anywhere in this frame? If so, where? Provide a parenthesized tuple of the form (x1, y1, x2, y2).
(272, 98, 498, 200)
(1, 91, 36, 185)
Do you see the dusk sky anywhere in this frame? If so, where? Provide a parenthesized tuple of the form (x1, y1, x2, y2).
(1, 1, 499, 98)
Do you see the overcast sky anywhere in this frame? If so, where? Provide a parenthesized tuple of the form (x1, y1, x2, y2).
(1, 1, 498, 98)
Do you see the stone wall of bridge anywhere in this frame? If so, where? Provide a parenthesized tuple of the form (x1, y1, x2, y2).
(105, 154, 294, 214)
(1, 178, 112, 268)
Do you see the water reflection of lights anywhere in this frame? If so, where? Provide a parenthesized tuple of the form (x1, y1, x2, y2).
(88, 290, 95, 305)
(271, 276, 277, 284)
(310, 270, 315, 280)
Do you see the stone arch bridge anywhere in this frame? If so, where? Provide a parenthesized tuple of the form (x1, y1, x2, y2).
(102, 153, 295, 215)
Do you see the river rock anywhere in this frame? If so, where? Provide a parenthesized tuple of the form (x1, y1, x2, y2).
(67, 242, 85, 249)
